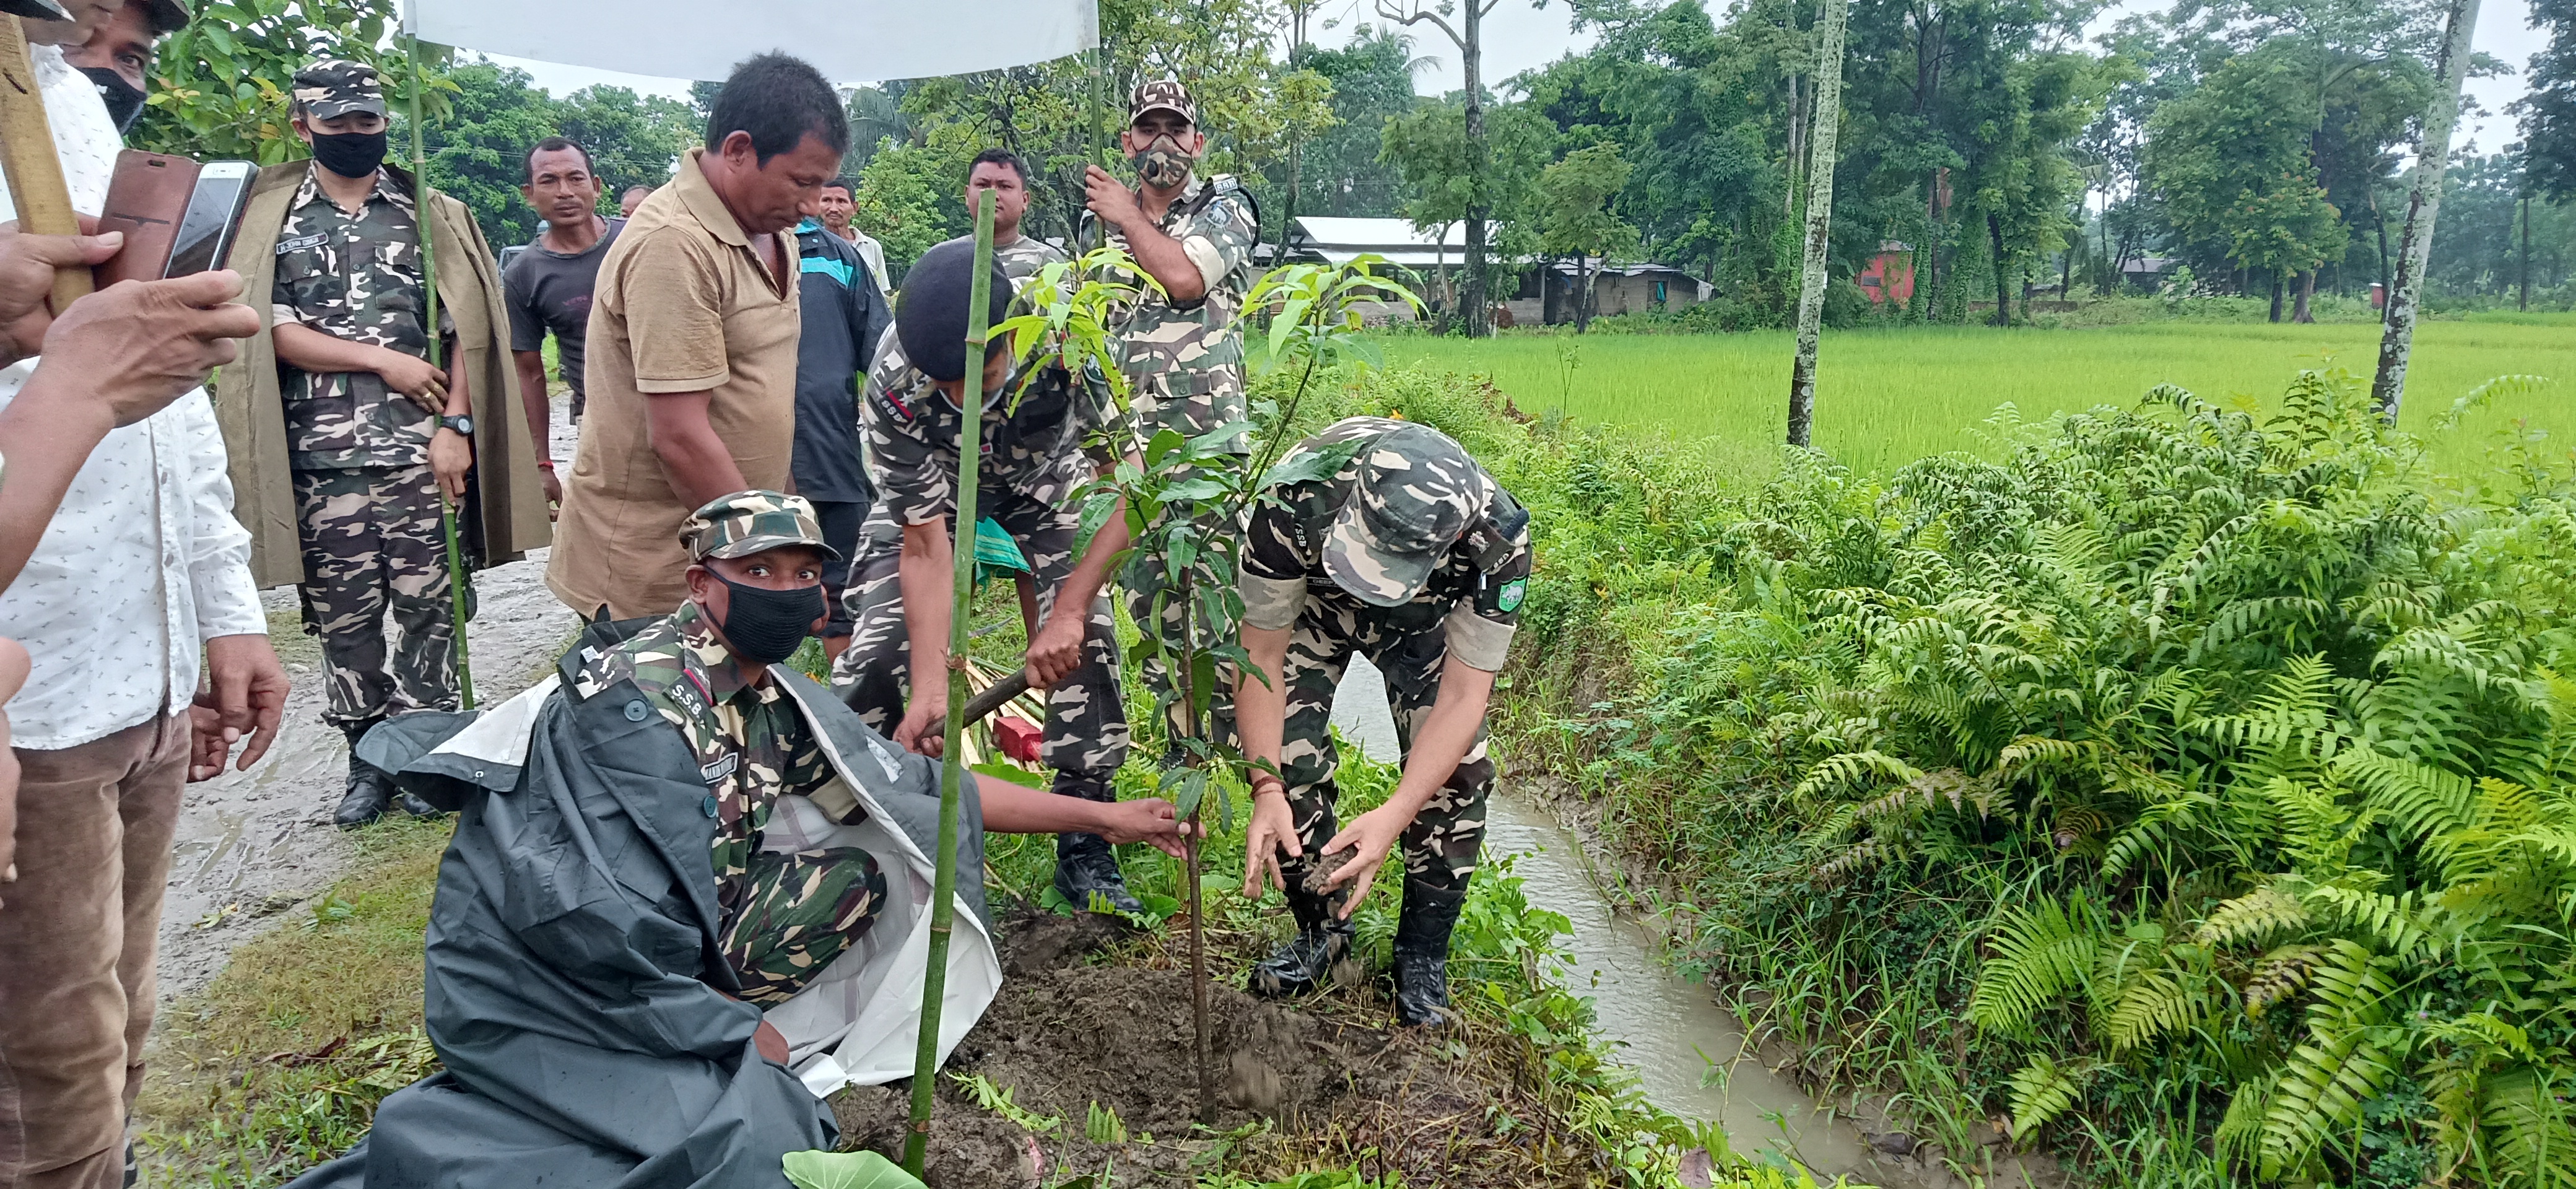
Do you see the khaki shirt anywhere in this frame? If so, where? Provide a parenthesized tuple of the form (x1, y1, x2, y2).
(546, 147, 801, 619)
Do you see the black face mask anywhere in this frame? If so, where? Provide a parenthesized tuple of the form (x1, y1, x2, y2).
(310, 129, 389, 179)
(80, 67, 145, 134)
(712, 577, 823, 665)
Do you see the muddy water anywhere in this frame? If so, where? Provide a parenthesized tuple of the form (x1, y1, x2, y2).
(1328, 657, 2026, 1188)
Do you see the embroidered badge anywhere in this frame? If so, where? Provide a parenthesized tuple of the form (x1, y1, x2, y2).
(700, 754, 739, 784)
(276, 233, 327, 255)
(1495, 577, 1528, 613)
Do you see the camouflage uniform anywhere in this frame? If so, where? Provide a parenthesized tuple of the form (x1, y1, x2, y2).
(1238, 417, 1534, 893)
(1103, 80, 1264, 746)
(827, 333, 1133, 783)
(994, 234, 1069, 290)
(276, 61, 462, 730)
(568, 492, 886, 1004)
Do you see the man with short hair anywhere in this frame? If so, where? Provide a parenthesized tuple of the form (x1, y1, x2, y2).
(215, 59, 549, 830)
(968, 147, 1064, 285)
(814, 177, 893, 302)
(59, 0, 184, 133)
(1234, 416, 1533, 1027)
(503, 135, 624, 507)
(547, 52, 850, 621)
(618, 184, 654, 217)
(1083, 80, 1260, 751)
(286, 490, 1186, 1187)
(789, 181, 889, 660)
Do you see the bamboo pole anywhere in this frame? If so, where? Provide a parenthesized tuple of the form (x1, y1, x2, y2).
(1784, 0, 1849, 448)
(904, 189, 998, 1179)
(407, 33, 475, 709)
(0, 14, 92, 313)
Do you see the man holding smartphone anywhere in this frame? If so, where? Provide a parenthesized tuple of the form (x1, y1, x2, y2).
(212, 59, 549, 829)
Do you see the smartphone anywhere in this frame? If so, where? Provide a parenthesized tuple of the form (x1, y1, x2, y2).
(93, 150, 201, 289)
(163, 162, 257, 278)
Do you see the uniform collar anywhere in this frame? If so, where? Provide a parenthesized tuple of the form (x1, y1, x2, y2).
(291, 161, 414, 215)
(671, 601, 764, 704)
(674, 147, 753, 250)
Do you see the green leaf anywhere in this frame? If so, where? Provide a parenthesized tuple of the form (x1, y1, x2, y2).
(1144, 429, 1186, 468)
(970, 761, 1048, 790)
(781, 1150, 925, 1189)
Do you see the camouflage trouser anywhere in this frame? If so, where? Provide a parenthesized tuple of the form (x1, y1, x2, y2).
(827, 491, 1130, 783)
(292, 464, 458, 728)
(720, 845, 887, 1004)
(1269, 592, 1492, 894)
(1121, 502, 1240, 754)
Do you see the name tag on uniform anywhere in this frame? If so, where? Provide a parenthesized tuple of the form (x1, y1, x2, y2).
(700, 754, 739, 784)
(276, 233, 327, 255)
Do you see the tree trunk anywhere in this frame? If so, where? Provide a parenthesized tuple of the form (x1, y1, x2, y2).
(1785, 71, 1803, 217)
(1785, 0, 1849, 448)
(2521, 194, 2533, 311)
(1987, 212, 2011, 327)
(1574, 253, 1591, 333)
(2293, 269, 2315, 322)
(1460, 0, 1491, 339)
(2269, 271, 2285, 322)
(2373, 0, 2481, 420)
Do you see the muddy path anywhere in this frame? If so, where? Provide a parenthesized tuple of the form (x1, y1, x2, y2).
(153, 399, 582, 1000)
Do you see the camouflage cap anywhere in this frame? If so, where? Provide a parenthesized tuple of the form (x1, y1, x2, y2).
(1323, 424, 1490, 608)
(292, 59, 387, 121)
(1129, 79, 1198, 127)
(681, 490, 842, 564)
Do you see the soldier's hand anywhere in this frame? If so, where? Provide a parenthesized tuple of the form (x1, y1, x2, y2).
(1317, 803, 1409, 918)
(1083, 166, 1141, 233)
(376, 349, 450, 413)
(1240, 782, 1302, 899)
(894, 699, 945, 758)
(1024, 615, 1089, 690)
(39, 269, 259, 427)
(429, 429, 472, 500)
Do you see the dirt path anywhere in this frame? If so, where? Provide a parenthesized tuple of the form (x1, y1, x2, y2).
(154, 400, 582, 1000)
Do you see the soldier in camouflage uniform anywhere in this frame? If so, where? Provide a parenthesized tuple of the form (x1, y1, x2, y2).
(825, 238, 1144, 913)
(969, 147, 1069, 290)
(568, 492, 889, 1003)
(1082, 80, 1262, 751)
(1232, 417, 1534, 1027)
(269, 59, 479, 828)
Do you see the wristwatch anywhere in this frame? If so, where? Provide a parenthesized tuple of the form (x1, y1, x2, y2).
(438, 414, 475, 437)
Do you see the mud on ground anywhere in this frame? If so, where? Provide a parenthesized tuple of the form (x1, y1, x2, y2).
(834, 912, 1604, 1188)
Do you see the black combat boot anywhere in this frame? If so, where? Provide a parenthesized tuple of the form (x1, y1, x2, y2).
(1391, 877, 1469, 1026)
(1051, 772, 1142, 915)
(1248, 880, 1355, 998)
(332, 718, 394, 829)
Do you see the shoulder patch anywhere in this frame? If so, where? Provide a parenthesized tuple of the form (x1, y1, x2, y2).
(1495, 577, 1528, 613)
(869, 380, 918, 424)
(276, 233, 327, 255)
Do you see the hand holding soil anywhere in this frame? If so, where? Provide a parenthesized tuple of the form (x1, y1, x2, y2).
(1316, 804, 1409, 918)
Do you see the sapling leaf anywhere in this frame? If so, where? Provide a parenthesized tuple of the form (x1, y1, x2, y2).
(1144, 429, 1186, 467)
(970, 761, 1048, 790)
(1175, 770, 1208, 819)
(781, 1149, 925, 1189)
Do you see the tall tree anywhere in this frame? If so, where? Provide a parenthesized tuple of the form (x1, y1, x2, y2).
(1290, 25, 1425, 218)
(136, 0, 428, 163)
(2372, 0, 2481, 419)
(1380, 97, 1554, 323)
(1377, 0, 1509, 336)
(1533, 142, 1640, 331)
(1786, 0, 1850, 446)
(2525, 0, 2576, 200)
(2143, 47, 2346, 321)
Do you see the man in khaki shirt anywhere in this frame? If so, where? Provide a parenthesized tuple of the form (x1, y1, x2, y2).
(547, 52, 851, 620)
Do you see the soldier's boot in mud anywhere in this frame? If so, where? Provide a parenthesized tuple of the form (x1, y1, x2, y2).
(333, 717, 395, 829)
(1052, 772, 1142, 916)
(1248, 883, 1355, 998)
(1391, 877, 1468, 1027)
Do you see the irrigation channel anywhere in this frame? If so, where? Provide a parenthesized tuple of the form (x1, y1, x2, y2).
(1328, 658, 2060, 1189)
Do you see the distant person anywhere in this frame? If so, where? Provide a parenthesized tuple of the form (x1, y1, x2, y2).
(546, 52, 849, 621)
(814, 177, 892, 302)
(214, 58, 550, 827)
(619, 183, 654, 217)
(59, 0, 183, 133)
(969, 147, 1064, 286)
(504, 136, 625, 512)
(1234, 417, 1532, 1027)
(789, 182, 889, 660)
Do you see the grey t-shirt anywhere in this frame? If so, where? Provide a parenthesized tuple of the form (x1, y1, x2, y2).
(503, 217, 624, 398)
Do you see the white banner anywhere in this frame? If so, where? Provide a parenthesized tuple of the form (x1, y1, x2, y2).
(406, 0, 1097, 83)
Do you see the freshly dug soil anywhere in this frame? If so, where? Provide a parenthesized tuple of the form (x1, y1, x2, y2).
(833, 912, 1578, 1188)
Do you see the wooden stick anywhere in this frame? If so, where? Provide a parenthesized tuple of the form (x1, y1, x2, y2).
(0, 14, 92, 313)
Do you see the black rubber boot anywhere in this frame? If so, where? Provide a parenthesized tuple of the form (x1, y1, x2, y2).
(394, 791, 445, 819)
(1248, 882, 1355, 998)
(1051, 772, 1142, 915)
(1391, 877, 1469, 1026)
(332, 718, 394, 829)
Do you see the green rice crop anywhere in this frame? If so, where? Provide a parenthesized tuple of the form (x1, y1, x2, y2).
(1381, 315, 2576, 476)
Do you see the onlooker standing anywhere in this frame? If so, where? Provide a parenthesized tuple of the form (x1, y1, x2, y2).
(214, 59, 550, 828)
(789, 193, 889, 660)
(0, 6, 291, 1183)
(815, 177, 893, 302)
(546, 53, 848, 621)
(60, 0, 185, 134)
(1084, 80, 1261, 749)
(503, 136, 624, 510)
(619, 184, 655, 218)
(970, 147, 1065, 286)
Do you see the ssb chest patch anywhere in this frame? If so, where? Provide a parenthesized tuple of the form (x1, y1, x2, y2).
(1495, 577, 1528, 613)
(870, 382, 917, 424)
(276, 233, 328, 255)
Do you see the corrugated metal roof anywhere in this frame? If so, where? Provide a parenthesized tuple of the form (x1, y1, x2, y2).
(1293, 216, 1466, 251)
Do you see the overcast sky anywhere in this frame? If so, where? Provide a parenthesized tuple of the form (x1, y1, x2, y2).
(498, 0, 2554, 154)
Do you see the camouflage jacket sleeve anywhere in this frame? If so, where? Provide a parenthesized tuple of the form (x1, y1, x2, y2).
(1238, 495, 1318, 631)
(1173, 189, 1257, 311)
(859, 346, 955, 529)
(1443, 529, 1533, 673)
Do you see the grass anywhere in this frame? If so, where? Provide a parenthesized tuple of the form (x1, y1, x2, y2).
(1382, 316, 2576, 476)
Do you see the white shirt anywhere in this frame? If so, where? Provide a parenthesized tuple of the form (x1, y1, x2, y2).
(849, 229, 894, 301)
(0, 43, 266, 750)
